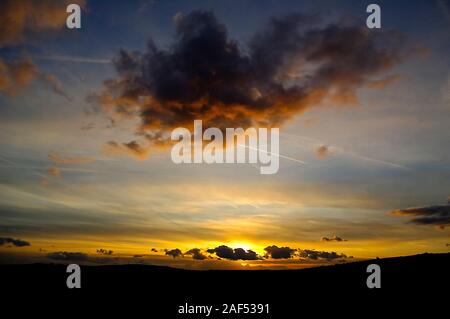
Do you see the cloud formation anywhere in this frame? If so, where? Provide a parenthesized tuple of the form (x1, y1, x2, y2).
(298, 249, 347, 260)
(391, 198, 450, 229)
(0, 58, 38, 96)
(206, 245, 259, 260)
(185, 248, 208, 260)
(165, 248, 183, 258)
(0, 57, 71, 100)
(103, 141, 150, 160)
(0, 237, 30, 247)
(93, 10, 411, 153)
(0, 1, 83, 99)
(155, 244, 350, 262)
(42, 74, 72, 101)
(0, 0, 84, 46)
(264, 245, 296, 259)
(96, 249, 113, 255)
(321, 235, 348, 242)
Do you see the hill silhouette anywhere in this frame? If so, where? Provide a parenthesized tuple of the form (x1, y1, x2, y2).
(1, 253, 448, 317)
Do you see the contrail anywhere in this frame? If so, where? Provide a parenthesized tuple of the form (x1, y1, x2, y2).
(280, 132, 409, 170)
(237, 143, 307, 165)
(36, 55, 112, 64)
(333, 147, 410, 170)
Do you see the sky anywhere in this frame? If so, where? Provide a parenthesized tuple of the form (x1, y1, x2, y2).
(0, 0, 449, 269)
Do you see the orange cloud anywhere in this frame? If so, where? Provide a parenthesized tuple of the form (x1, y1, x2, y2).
(47, 166, 61, 177)
(0, 0, 85, 46)
(0, 58, 38, 96)
(0, 57, 71, 99)
(315, 145, 329, 160)
(0, 1, 83, 99)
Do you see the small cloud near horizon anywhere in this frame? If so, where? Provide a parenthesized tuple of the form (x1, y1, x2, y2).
(0, 237, 30, 247)
(321, 235, 348, 242)
(391, 197, 450, 229)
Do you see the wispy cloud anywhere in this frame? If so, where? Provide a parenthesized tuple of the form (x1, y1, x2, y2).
(36, 55, 112, 64)
(0, 57, 71, 100)
(281, 132, 410, 170)
(0, 237, 30, 247)
(49, 152, 96, 165)
(391, 197, 450, 229)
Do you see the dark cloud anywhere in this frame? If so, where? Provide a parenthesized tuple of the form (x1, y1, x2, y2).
(391, 199, 450, 229)
(185, 248, 207, 260)
(96, 249, 113, 255)
(47, 251, 88, 262)
(92, 10, 411, 152)
(0, 237, 30, 247)
(264, 245, 296, 259)
(321, 235, 348, 242)
(151, 248, 158, 252)
(165, 248, 183, 258)
(298, 249, 347, 260)
(158, 244, 349, 262)
(206, 245, 259, 260)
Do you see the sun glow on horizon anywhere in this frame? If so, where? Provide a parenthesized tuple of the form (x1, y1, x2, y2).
(226, 241, 258, 252)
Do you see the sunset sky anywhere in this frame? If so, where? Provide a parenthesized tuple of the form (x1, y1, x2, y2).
(0, 0, 449, 269)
